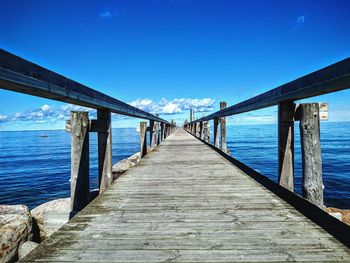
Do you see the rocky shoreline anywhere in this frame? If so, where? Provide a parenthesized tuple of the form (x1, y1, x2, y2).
(0, 151, 143, 263)
(1, 149, 349, 262)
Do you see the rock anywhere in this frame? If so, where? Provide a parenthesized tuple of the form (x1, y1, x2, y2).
(18, 241, 39, 260)
(127, 152, 141, 165)
(326, 207, 350, 225)
(329, 212, 342, 221)
(112, 151, 143, 181)
(0, 205, 32, 263)
(31, 198, 70, 241)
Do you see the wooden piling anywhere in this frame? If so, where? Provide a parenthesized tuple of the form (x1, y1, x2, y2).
(220, 101, 227, 152)
(97, 110, 113, 194)
(155, 122, 160, 146)
(213, 118, 219, 147)
(140, 122, 148, 158)
(199, 121, 204, 140)
(299, 103, 324, 208)
(70, 111, 90, 214)
(203, 121, 210, 142)
(278, 101, 295, 192)
(161, 122, 165, 142)
(149, 120, 155, 148)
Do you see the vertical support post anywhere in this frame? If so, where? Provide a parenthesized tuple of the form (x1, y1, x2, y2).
(97, 110, 113, 194)
(155, 121, 159, 146)
(140, 122, 147, 158)
(214, 117, 219, 147)
(199, 121, 204, 140)
(70, 111, 90, 214)
(149, 120, 155, 148)
(220, 101, 227, 152)
(299, 103, 323, 208)
(278, 100, 295, 192)
(161, 122, 165, 141)
(204, 121, 210, 142)
(157, 122, 161, 144)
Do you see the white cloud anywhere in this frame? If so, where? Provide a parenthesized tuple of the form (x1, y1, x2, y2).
(0, 98, 215, 127)
(0, 114, 8, 122)
(163, 102, 182, 114)
(40, 104, 50, 111)
(130, 98, 216, 115)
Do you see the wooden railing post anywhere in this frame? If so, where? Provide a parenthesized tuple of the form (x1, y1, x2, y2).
(199, 121, 204, 140)
(278, 100, 295, 192)
(70, 111, 90, 214)
(140, 122, 147, 158)
(155, 122, 160, 146)
(97, 110, 113, 194)
(149, 120, 155, 148)
(220, 101, 227, 152)
(161, 122, 165, 142)
(157, 122, 161, 144)
(203, 121, 209, 142)
(214, 117, 219, 147)
(299, 103, 323, 208)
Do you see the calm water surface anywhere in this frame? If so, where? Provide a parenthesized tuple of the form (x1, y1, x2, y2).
(0, 123, 349, 209)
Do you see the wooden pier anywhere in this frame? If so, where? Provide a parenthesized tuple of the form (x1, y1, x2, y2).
(19, 128, 350, 262)
(1, 50, 350, 262)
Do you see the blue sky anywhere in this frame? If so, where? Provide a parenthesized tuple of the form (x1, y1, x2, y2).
(0, 0, 350, 130)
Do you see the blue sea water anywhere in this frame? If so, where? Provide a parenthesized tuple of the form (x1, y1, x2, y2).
(0, 123, 349, 209)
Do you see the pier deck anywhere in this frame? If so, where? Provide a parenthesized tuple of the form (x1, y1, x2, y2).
(21, 128, 350, 262)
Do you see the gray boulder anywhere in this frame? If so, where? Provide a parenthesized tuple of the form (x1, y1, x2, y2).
(30, 198, 70, 241)
(0, 205, 32, 263)
(112, 152, 142, 180)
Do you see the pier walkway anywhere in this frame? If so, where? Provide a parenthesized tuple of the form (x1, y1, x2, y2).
(21, 128, 350, 262)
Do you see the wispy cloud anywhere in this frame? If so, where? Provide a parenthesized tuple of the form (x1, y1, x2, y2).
(99, 10, 113, 18)
(98, 6, 124, 19)
(291, 15, 306, 31)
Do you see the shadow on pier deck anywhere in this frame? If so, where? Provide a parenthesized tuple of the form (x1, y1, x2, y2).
(20, 128, 350, 262)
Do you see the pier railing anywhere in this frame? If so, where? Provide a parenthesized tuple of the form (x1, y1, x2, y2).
(184, 57, 350, 209)
(0, 49, 175, 214)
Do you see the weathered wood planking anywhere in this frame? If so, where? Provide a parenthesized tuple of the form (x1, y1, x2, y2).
(21, 129, 350, 262)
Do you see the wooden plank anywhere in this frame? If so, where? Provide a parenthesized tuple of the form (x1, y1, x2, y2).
(299, 103, 324, 208)
(0, 49, 168, 123)
(20, 128, 350, 263)
(70, 111, 90, 213)
(190, 57, 350, 123)
(278, 101, 295, 191)
(97, 110, 113, 193)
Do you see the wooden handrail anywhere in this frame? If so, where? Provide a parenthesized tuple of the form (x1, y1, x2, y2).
(189, 57, 350, 123)
(0, 49, 168, 123)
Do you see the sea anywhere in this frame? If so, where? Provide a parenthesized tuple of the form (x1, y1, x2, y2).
(0, 122, 349, 210)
